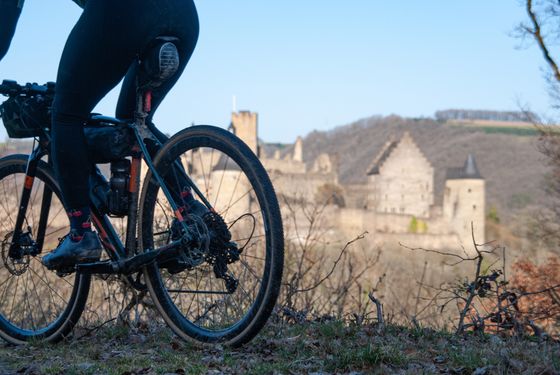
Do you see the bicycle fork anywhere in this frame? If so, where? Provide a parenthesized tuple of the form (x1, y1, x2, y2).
(8, 142, 51, 259)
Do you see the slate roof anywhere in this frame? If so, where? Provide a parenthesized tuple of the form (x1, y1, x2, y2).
(366, 140, 398, 175)
(446, 154, 482, 179)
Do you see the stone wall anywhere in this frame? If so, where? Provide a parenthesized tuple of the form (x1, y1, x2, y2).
(261, 158, 306, 174)
(269, 171, 338, 204)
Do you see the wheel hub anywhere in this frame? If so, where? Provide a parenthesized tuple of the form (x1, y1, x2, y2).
(1, 231, 36, 275)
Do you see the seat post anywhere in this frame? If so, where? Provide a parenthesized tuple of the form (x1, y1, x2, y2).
(143, 90, 152, 113)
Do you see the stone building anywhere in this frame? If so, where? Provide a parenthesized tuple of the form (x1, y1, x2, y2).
(223, 110, 486, 253)
(366, 132, 434, 217)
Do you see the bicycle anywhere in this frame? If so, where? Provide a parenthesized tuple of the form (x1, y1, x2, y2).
(0, 37, 284, 346)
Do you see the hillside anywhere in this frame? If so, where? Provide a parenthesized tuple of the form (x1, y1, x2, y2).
(295, 115, 549, 223)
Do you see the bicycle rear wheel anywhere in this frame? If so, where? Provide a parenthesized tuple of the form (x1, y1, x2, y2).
(139, 125, 284, 346)
(0, 155, 90, 344)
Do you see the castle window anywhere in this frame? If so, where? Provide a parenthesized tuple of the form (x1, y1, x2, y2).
(468, 188, 472, 193)
(400, 207, 405, 213)
(391, 207, 396, 213)
(401, 194, 404, 200)
(473, 205, 476, 210)
(421, 194, 424, 200)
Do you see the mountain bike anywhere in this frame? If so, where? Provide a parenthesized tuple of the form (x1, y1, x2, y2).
(0, 37, 284, 346)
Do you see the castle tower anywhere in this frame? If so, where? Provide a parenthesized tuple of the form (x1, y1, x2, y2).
(443, 154, 485, 251)
(231, 111, 258, 155)
(293, 136, 303, 162)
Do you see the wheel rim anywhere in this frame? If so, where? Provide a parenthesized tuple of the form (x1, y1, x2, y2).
(0, 167, 79, 337)
(146, 141, 273, 336)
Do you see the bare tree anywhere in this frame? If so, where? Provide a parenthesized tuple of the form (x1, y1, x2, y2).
(518, 0, 560, 97)
(517, 0, 560, 249)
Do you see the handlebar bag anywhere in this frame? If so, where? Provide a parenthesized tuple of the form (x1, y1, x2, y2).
(0, 95, 50, 138)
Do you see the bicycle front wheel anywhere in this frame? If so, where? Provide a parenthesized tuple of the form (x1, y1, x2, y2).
(139, 125, 284, 346)
(0, 155, 90, 344)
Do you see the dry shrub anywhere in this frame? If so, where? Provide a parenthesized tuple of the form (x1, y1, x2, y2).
(278, 196, 381, 322)
(405, 230, 560, 338)
(509, 256, 560, 335)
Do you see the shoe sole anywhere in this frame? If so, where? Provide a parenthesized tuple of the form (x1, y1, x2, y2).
(42, 254, 101, 272)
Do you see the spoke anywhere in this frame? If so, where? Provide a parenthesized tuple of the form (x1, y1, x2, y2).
(185, 267, 206, 316)
(0, 274, 15, 313)
(0, 272, 15, 290)
(8, 275, 20, 325)
(238, 259, 263, 283)
(23, 268, 37, 331)
(46, 205, 66, 229)
(29, 266, 49, 327)
(29, 267, 70, 306)
(14, 173, 20, 208)
(222, 170, 242, 217)
(232, 234, 266, 243)
(214, 156, 229, 208)
(198, 149, 209, 196)
(38, 259, 75, 288)
(0, 180, 16, 228)
(44, 226, 68, 240)
(241, 253, 266, 261)
(222, 187, 255, 218)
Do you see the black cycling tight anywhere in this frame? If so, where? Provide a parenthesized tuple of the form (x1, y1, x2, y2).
(51, 0, 199, 209)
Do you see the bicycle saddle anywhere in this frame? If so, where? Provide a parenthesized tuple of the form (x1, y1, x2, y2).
(139, 36, 180, 88)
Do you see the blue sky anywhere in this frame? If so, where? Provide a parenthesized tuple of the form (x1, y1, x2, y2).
(0, 1, 553, 143)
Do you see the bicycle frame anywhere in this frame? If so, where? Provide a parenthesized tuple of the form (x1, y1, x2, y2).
(9, 87, 208, 281)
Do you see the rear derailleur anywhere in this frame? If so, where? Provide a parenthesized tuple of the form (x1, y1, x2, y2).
(168, 210, 241, 293)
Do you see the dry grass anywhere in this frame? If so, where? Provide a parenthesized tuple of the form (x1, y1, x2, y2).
(0, 320, 558, 375)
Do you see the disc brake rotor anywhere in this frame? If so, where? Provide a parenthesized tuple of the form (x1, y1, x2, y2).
(1, 231, 30, 276)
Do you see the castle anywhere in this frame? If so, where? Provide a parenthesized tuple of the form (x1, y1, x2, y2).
(227, 110, 486, 253)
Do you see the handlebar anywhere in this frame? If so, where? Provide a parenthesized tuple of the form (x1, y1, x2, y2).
(0, 80, 55, 97)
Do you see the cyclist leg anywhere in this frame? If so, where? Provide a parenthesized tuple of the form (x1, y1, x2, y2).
(115, 5, 199, 210)
(0, 0, 23, 61)
(44, 0, 197, 269)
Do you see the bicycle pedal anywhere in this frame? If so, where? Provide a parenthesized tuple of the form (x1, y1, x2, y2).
(55, 266, 76, 277)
